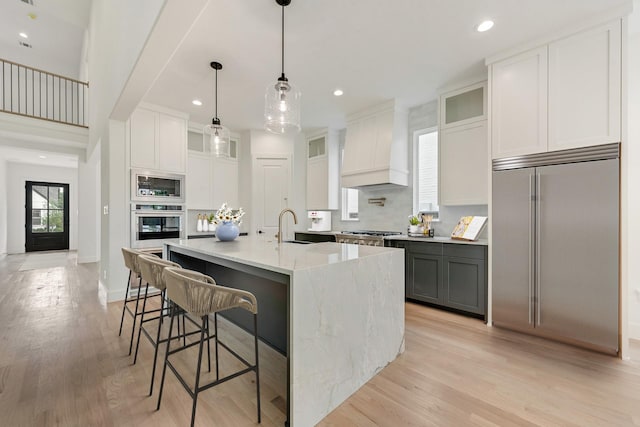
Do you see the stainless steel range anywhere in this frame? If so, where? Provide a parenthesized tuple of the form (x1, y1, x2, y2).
(335, 230, 401, 246)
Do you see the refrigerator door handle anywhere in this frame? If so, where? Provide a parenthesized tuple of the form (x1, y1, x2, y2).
(535, 172, 542, 326)
(529, 173, 535, 326)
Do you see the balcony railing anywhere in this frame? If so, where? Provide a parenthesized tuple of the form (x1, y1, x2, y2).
(0, 58, 88, 128)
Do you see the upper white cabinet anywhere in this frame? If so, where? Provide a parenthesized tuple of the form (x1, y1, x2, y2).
(342, 100, 408, 188)
(440, 121, 488, 206)
(439, 81, 489, 205)
(490, 47, 548, 159)
(489, 19, 622, 159)
(306, 130, 339, 210)
(440, 81, 486, 129)
(129, 105, 187, 173)
(186, 129, 239, 210)
(548, 21, 621, 151)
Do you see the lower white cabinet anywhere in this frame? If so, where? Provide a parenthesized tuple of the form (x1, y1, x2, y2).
(186, 151, 238, 210)
(440, 121, 488, 205)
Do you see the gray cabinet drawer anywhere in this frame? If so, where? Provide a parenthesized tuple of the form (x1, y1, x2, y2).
(443, 243, 485, 259)
(408, 241, 443, 256)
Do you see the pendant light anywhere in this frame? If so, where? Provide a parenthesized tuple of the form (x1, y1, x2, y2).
(264, 0, 301, 134)
(204, 61, 230, 157)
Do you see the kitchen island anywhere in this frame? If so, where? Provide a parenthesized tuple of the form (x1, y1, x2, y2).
(163, 236, 405, 426)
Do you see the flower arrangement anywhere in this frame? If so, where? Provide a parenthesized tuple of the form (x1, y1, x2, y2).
(408, 215, 420, 226)
(213, 203, 245, 225)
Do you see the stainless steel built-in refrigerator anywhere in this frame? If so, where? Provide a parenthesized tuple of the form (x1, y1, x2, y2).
(492, 143, 619, 354)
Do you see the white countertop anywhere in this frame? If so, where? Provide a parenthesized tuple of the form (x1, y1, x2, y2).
(164, 235, 401, 275)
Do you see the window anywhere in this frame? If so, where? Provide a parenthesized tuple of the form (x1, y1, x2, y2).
(341, 187, 359, 220)
(414, 128, 439, 218)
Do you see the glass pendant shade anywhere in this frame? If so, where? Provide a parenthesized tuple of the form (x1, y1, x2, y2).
(265, 78, 301, 134)
(203, 121, 230, 157)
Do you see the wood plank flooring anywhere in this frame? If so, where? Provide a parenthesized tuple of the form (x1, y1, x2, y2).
(1, 251, 640, 426)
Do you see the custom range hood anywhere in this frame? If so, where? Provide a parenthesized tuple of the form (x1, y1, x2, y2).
(341, 100, 409, 188)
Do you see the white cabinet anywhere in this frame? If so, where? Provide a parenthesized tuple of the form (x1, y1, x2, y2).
(489, 19, 622, 159)
(440, 81, 486, 129)
(342, 101, 408, 188)
(306, 130, 339, 210)
(186, 152, 212, 210)
(440, 121, 488, 205)
(186, 133, 239, 210)
(490, 46, 548, 159)
(548, 21, 621, 151)
(129, 105, 187, 173)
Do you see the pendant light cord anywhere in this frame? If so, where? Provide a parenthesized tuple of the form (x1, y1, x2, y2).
(214, 68, 218, 119)
(281, 4, 285, 77)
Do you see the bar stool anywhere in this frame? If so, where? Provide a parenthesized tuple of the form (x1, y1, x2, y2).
(119, 248, 163, 355)
(135, 254, 211, 396)
(157, 267, 261, 427)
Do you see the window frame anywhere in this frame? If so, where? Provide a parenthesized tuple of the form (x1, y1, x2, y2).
(412, 126, 440, 219)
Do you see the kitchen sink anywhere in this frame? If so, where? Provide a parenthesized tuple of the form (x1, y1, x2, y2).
(283, 240, 313, 245)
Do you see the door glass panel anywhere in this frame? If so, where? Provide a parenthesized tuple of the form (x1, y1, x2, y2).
(32, 186, 48, 209)
(48, 210, 64, 232)
(48, 186, 64, 209)
(32, 209, 47, 232)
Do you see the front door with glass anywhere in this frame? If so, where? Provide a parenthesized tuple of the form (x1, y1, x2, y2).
(25, 181, 70, 252)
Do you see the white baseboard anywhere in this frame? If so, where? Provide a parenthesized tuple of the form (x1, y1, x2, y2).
(77, 256, 99, 264)
(629, 321, 640, 341)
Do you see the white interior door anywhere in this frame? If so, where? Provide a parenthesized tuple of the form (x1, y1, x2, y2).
(253, 156, 290, 241)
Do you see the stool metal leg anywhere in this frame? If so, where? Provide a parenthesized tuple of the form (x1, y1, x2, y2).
(156, 302, 175, 411)
(254, 313, 261, 423)
(118, 271, 132, 336)
(190, 316, 207, 427)
(206, 315, 211, 373)
(214, 313, 220, 380)
(133, 281, 151, 364)
(128, 275, 143, 355)
(149, 290, 166, 396)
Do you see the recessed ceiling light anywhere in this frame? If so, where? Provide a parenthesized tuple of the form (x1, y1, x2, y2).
(19, 32, 28, 39)
(333, 89, 344, 97)
(192, 99, 202, 106)
(476, 20, 494, 32)
(39, 155, 47, 159)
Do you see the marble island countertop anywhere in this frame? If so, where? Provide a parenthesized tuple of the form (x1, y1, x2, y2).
(164, 235, 402, 275)
(163, 234, 405, 426)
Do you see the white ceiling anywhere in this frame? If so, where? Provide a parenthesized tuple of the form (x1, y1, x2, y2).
(143, 0, 632, 133)
(0, 0, 90, 79)
(0, 145, 78, 168)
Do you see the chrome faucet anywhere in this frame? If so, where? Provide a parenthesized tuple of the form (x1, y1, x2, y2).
(277, 208, 298, 243)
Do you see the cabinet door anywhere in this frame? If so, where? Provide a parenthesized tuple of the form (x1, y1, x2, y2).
(440, 121, 488, 205)
(130, 108, 157, 170)
(212, 157, 239, 208)
(440, 81, 486, 129)
(307, 156, 328, 210)
(443, 256, 485, 315)
(407, 243, 443, 304)
(186, 153, 211, 210)
(158, 113, 186, 173)
(491, 46, 548, 158)
(548, 20, 621, 150)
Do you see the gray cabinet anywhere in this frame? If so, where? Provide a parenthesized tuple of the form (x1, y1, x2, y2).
(388, 239, 487, 318)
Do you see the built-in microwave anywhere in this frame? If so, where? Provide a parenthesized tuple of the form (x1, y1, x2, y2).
(131, 169, 185, 203)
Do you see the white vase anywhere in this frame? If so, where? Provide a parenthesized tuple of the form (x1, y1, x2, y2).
(202, 220, 209, 232)
(196, 216, 203, 232)
(409, 225, 419, 234)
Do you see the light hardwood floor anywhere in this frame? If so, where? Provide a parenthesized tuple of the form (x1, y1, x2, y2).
(1, 252, 640, 426)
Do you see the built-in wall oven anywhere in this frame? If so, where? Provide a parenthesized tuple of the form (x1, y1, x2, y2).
(131, 169, 185, 204)
(131, 203, 185, 248)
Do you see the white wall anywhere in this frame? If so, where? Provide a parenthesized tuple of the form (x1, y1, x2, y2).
(77, 141, 100, 263)
(6, 163, 78, 254)
(0, 159, 6, 254)
(86, 0, 165, 154)
(627, 29, 640, 339)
